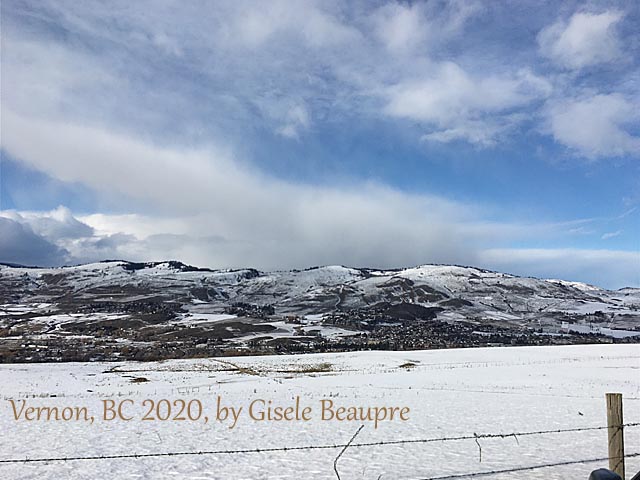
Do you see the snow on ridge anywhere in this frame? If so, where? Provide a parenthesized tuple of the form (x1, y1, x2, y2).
(393, 264, 510, 278)
(546, 279, 602, 292)
(0, 260, 126, 273)
(0, 261, 620, 292)
(619, 287, 640, 293)
(265, 265, 364, 289)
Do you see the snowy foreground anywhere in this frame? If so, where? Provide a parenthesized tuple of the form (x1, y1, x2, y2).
(2, 345, 639, 479)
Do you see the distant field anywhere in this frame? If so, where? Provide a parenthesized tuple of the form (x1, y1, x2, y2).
(1, 344, 639, 479)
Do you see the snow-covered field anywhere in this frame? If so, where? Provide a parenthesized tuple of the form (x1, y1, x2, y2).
(2, 345, 639, 479)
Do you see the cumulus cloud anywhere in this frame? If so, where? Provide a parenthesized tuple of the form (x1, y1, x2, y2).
(546, 93, 640, 158)
(372, 2, 428, 53)
(385, 64, 551, 145)
(538, 10, 624, 70)
(0, 217, 68, 266)
(372, 0, 481, 53)
(2, 206, 94, 240)
(228, 0, 359, 48)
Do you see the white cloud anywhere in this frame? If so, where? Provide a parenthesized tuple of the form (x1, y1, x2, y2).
(4, 108, 636, 287)
(0, 207, 121, 265)
(3, 110, 614, 275)
(0, 110, 477, 269)
(2, 206, 94, 240)
(228, 0, 358, 48)
(385, 64, 551, 145)
(1, 0, 553, 150)
(3, 206, 637, 288)
(421, 119, 507, 146)
(373, 3, 428, 53)
(276, 104, 311, 139)
(546, 93, 640, 158)
(538, 10, 624, 70)
(1, 36, 117, 120)
(372, 0, 481, 53)
(601, 230, 622, 240)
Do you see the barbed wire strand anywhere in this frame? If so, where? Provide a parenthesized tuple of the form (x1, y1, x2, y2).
(0, 423, 638, 464)
(415, 452, 640, 480)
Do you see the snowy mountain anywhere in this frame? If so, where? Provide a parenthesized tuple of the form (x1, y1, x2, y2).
(1, 261, 638, 362)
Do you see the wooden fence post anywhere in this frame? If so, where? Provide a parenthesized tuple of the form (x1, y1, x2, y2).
(606, 393, 624, 478)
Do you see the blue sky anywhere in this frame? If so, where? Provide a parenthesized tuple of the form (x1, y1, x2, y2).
(0, 0, 638, 288)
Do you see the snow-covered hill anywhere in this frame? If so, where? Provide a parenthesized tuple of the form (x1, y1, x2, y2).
(1, 261, 638, 362)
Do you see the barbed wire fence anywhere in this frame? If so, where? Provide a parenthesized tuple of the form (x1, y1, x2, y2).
(416, 454, 640, 480)
(1, 422, 638, 478)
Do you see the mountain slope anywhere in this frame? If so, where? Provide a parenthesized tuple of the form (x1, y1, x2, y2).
(0, 261, 638, 362)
